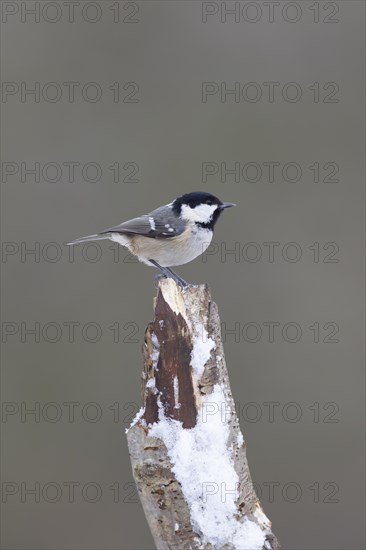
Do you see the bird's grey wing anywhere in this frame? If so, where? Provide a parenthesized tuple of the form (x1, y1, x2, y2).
(100, 207, 185, 239)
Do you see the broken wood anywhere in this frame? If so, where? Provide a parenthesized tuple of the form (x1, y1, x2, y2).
(127, 279, 280, 550)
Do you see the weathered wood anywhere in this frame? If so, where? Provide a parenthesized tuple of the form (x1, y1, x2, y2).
(127, 279, 280, 550)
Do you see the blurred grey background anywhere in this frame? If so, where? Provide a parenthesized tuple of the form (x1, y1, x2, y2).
(1, 1, 365, 549)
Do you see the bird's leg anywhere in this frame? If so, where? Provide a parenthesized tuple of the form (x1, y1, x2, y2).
(149, 260, 188, 289)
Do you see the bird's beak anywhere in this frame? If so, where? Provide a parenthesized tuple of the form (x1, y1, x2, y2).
(220, 202, 236, 209)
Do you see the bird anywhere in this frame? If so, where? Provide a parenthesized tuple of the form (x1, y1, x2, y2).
(67, 191, 235, 287)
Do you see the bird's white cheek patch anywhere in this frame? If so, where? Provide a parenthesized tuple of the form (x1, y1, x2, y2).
(181, 204, 218, 223)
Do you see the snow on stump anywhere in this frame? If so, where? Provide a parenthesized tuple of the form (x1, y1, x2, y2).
(126, 278, 280, 550)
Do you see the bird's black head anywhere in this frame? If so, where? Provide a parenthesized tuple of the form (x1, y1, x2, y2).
(172, 192, 235, 230)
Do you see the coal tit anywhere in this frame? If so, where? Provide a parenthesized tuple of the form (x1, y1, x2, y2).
(67, 191, 235, 287)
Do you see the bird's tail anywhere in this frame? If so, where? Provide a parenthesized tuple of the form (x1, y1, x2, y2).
(66, 234, 110, 246)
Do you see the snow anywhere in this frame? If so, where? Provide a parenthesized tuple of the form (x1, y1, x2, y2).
(125, 406, 145, 433)
(173, 375, 181, 409)
(146, 377, 156, 390)
(151, 332, 160, 370)
(149, 384, 266, 549)
(190, 323, 215, 378)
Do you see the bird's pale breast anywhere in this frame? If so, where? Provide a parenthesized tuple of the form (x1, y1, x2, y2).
(129, 225, 213, 267)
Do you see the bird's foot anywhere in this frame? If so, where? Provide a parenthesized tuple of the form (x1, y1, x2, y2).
(165, 267, 189, 289)
(150, 260, 189, 289)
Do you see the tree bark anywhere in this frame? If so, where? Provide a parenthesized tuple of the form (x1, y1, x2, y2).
(127, 279, 280, 550)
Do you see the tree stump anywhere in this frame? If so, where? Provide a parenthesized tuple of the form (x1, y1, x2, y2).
(126, 278, 280, 550)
